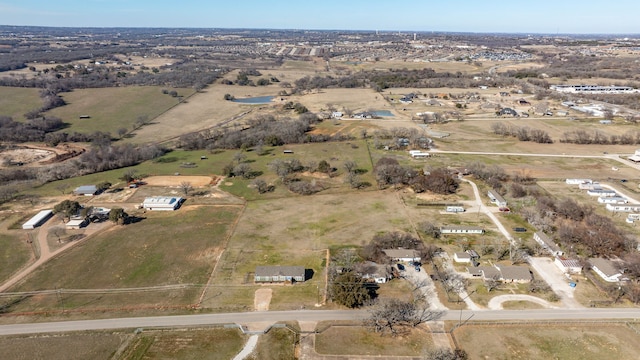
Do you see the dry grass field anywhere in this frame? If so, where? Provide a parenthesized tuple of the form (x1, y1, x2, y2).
(4, 205, 240, 312)
(453, 324, 640, 360)
(0, 332, 126, 360)
(0, 232, 32, 285)
(315, 324, 435, 356)
(119, 328, 245, 360)
(128, 83, 277, 144)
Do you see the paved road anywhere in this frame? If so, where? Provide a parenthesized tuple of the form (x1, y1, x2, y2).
(2, 308, 640, 336)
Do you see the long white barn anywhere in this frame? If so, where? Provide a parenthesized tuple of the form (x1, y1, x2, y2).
(142, 197, 183, 211)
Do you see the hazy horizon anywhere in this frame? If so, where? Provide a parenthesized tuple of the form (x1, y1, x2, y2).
(1, 0, 639, 35)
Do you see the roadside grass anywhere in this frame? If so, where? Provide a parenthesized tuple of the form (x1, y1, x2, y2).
(46, 86, 194, 136)
(6, 206, 240, 311)
(315, 324, 435, 356)
(501, 300, 545, 309)
(0, 86, 42, 120)
(248, 325, 297, 360)
(453, 323, 640, 360)
(0, 233, 32, 284)
(0, 332, 126, 360)
(120, 328, 244, 360)
(376, 278, 415, 302)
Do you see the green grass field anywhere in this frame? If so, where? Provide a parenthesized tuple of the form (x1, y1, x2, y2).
(0, 233, 32, 284)
(5, 206, 240, 312)
(46, 86, 195, 136)
(0, 86, 42, 120)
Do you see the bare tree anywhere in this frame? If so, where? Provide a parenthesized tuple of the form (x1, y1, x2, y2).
(50, 226, 67, 243)
(179, 181, 193, 196)
(343, 160, 358, 174)
(484, 274, 501, 292)
(366, 298, 444, 336)
(55, 183, 70, 195)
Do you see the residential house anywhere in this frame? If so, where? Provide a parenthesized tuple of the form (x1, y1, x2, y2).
(454, 252, 472, 263)
(586, 189, 617, 197)
(383, 249, 421, 263)
(468, 265, 501, 279)
(446, 206, 465, 213)
(495, 264, 533, 283)
(498, 107, 518, 117)
(589, 258, 623, 282)
(358, 262, 391, 284)
(254, 266, 306, 283)
(331, 111, 343, 118)
(533, 231, 564, 257)
(554, 258, 582, 274)
(628, 150, 640, 162)
(598, 196, 627, 204)
(487, 189, 507, 207)
(440, 226, 484, 235)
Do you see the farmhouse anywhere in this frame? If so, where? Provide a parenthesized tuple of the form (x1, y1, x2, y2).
(589, 258, 623, 282)
(254, 266, 305, 283)
(487, 189, 507, 207)
(440, 225, 484, 234)
(446, 206, 465, 213)
(142, 196, 184, 211)
(533, 231, 564, 257)
(22, 209, 53, 230)
(605, 204, 640, 212)
(468, 266, 501, 279)
(554, 258, 582, 274)
(383, 249, 421, 263)
(74, 185, 99, 196)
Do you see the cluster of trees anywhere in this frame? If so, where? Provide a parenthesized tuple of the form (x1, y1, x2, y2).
(178, 114, 352, 151)
(560, 129, 640, 145)
(0, 116, 65, 143)
(520, 195, 629, 257)
(0, 61, 223, 90)
(491, 122, 553, 144)
(369, 127, 433, 150)
(361, 231, 433, 264)
(373, 158, 458, 194)
(465, 162, 508, 193)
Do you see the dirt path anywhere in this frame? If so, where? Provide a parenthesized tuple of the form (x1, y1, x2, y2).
(0, 220, 114, 293)
(232, 335, 259, 360)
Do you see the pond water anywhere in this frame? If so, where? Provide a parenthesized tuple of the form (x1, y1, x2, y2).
(373, 110, 394, 117)
(232, 96, 275, 104)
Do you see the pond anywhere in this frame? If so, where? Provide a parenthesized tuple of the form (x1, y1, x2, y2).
(232, 95, 275, 104)
(372, 110, 394, 117)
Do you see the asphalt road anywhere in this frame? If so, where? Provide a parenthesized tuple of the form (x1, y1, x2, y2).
(2, 308, 640, 336)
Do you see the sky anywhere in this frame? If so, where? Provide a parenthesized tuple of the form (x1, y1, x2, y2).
(1, 0, 639, 34)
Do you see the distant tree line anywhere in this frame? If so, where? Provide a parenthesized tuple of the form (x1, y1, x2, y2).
(560, 129, 640, 145)
(177, 114, 353, 151)
(0, 116, 64, 142)
(491, 122, 553, 143)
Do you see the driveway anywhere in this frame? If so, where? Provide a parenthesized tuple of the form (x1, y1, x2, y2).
(529, 257, 583, 308)
(402, 265, 447, 310)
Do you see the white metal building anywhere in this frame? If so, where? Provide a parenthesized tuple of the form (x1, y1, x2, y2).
(22, 210, 53, 230)
(142, 196, 184, 211)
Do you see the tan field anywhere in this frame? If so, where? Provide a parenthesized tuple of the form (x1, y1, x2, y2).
(144, 175, 215, 187)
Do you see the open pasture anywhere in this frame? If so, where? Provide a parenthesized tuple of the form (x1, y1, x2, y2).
(46, 86, 193, 136)
(453, 323, 640, 360)
(4, 205, 240, 312)
(0, 86, 42, 120)
(0, 332, 126, 360)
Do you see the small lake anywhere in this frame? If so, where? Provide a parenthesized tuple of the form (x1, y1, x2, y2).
(373, 110, 394, 117)
(232, 96, 274, 104)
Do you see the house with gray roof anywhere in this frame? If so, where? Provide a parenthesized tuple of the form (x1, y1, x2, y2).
(254, 266, 305, 283)
(589, 258, 623, 282)
(533, 231, 563, 257)
(383, 249, 421, 263)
